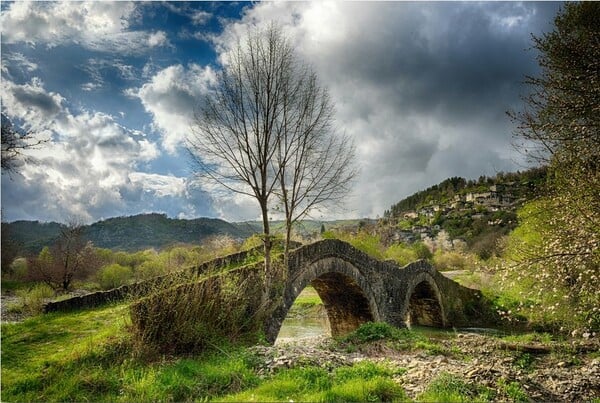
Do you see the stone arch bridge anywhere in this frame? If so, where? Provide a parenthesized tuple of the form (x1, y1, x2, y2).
(263, 239, 490, 343)
(118, 239, 495, 350)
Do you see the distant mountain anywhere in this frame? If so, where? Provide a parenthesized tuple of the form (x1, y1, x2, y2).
(2, 213, 260, 255)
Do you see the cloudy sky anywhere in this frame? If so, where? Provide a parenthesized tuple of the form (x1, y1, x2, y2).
(1, 1, 562, 224)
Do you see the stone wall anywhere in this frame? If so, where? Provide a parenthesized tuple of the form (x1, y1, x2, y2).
(43, 246, 262, 313)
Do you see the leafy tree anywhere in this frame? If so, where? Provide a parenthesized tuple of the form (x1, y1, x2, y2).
(507, 3, 600, 331)
(97, 263, 133, 290)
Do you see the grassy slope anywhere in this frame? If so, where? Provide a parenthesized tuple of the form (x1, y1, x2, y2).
(1, 303, 262, 402)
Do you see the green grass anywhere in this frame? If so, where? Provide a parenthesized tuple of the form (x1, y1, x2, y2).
(218, 360, 408, 402)
(2, 308, 416, 402)
(1, 303, 261, 402)
(417, 372, 495, 402)
(338, 322, 457, 357)
(293, 286, 323, 306)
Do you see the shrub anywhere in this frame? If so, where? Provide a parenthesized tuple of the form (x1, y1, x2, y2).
(385, 244, 417, 266)
(130, 264, 265, 354)
(433, 251, 471, 271)
(341, 322, 407, 343)
(13, 283, 55, 315)
(97, 264, 133, 290)
(9, 258, 28, 281)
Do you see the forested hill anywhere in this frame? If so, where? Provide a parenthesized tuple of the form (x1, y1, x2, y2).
(3, 213, 259, 254)
(384, 167, 547, 219)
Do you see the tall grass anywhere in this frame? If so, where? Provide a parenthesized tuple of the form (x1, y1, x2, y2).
(129, 261, 268, 354)
(7, 283, 55, 315)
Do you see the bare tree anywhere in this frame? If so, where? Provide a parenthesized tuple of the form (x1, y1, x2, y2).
(275, 80, 357, 260)
(1, 113, 46, 177)
(188, 23, 356, 299)
(28, 221, 97, 292)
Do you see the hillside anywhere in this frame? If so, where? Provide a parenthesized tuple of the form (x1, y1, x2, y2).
(2, 213, 259, 254)
(380, 167, 548, 257)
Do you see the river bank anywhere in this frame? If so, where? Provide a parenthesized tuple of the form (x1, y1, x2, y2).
(252, 331, 600, 402)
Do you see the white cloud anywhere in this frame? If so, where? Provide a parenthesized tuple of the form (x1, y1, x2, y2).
(127, 63, 217, 153)
(3, 52, 39, 73)
(192, 11, 212, 25)
(148, 31, 169, 47)
(128, 172, 186, 197)
(1, 77, 64, 130)
(0, 1, 167, 54)
(1, 76, 166, 223)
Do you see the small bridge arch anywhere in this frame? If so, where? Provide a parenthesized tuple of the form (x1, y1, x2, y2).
(402, 272, 447, 328)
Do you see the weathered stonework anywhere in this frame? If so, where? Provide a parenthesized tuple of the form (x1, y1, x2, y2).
(262, 239, 493, 343)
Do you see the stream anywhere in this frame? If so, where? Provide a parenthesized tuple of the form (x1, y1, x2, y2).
(276, 315, 331, 344)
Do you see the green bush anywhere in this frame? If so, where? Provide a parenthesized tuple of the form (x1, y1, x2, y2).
(342, 322, 407, 343)
(385, 244, 418, 266)
(9, 258, 28, 281)
(97, 264, 133, 290)
(135, 260, 166, 280)
(433, 250, 471, 271)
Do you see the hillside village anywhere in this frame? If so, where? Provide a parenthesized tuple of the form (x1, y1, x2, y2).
(378, 167, 547, 256)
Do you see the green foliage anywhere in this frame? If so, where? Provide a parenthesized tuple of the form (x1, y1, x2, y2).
(9, 257, 28, 280)
(505, 2, 600, 334)
(433, 250, 473, 271)
(499, 198, 600, 332)
(135, 260, 166, 280)
(513, 352, 535, 372)
(385, 243, 419, 266)
(496, 378, 529, 402)
(342, 322, 406, 343)
(97, 264, 133, 290)
(346, 232, 385, 260)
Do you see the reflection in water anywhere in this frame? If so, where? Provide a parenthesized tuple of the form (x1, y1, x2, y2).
(276, 316, 331, 344)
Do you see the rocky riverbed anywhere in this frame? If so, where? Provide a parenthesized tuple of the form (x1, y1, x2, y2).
(251, 332, 600, 402)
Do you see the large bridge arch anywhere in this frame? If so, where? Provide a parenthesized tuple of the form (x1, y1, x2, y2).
(266, 255, 382, 342)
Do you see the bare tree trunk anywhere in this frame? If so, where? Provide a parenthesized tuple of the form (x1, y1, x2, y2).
(259, 201, 273, 310)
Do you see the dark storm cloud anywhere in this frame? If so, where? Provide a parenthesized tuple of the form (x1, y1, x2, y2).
(232, 1, 564, 217)
(12, 84, 62, 117)
(312, 2, 561, 121)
